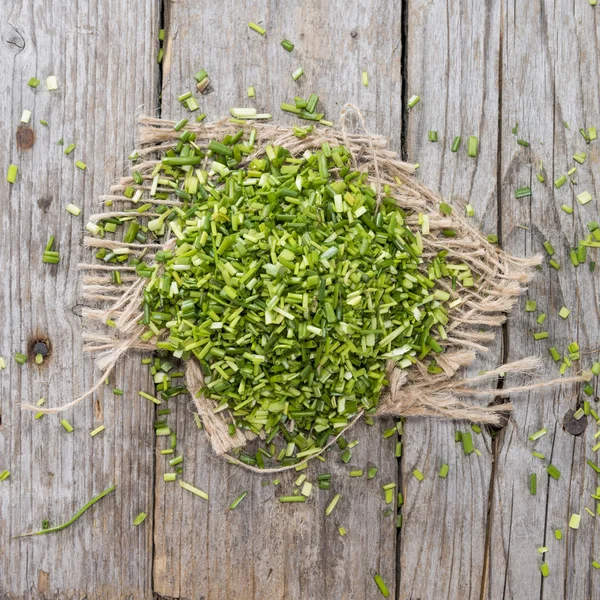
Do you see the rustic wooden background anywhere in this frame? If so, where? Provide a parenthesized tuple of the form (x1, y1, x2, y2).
(1, 1, 600, 598)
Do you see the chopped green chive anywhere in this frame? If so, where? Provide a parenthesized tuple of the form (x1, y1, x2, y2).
(540, 563, 550, 578)
(530, 473, 537, 495)
(577, 191, 593, 205)
(39, 119, 48, 126)
(133, 512, 147, 526)
(517, 139, 530, 147)
(163, 473, 177, 482)
(532, 451, 545, 459)
(461, 432, 474, 455)
(558, 307, 570, 319)
(138, 391, 161, 405)
(525, 300, 537, 312)
(555, 175, 567, 188)
(549, 259, 560, 270)
(179, 480, 208, 500)
(66, 203, 81, 216)
(279, 495, 306, 503)
(367, 466, 379, 479)
(247, 86, 255, 98)
(75, 160, 86, 171)
(428, 130, 438, 142)
(0, 357, 6, 370)
(574, 152, 587, 164)
(14, 352, 27, 364)
(467, 136, 478, 157)
(361, 71, 369, 87)
(407, 95, 421, 109)
(533, 332, 549, 340)
(46, 76, 58, 91)
(338, 525, 347, 536)
(325, 493, 341, 515)
(28, 77, 40, 88)
(60, 419, 74, 433)
(589, 127, 597, 140)
(515, 187, 532, 198)
(20, 109, 32, 124)
(466, 204, 475, 217)
(451, 136, 461, 152)
(554, 529, 562, 540)
(291, 67, 304, 81)
(569, 513, 581, 529)
(90, 425, 105, 437)
(281, 39, 294, 52)
(439, 464, 449, 478)
(6, 164, 18, 184)
(547, 465, 561, 480)
(0, 470, 10, 481)
(373, 574, 390, 598)
(529, 428, 548, 441)
(248, 22, 266, 35)
(229, 491, 248, 510)
(412, 468, 424, 482)
(64, 143, 76, 155)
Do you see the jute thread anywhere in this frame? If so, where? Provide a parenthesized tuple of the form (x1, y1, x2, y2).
(22, 105, 586, 472)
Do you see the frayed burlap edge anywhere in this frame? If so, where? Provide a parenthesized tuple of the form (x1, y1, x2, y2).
(24, 105, 586, 472)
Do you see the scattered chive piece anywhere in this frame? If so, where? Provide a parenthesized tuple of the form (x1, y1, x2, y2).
(554, 175, 567, 188)
(577, 191, 593, 205)
(338, 525, 347, 536)
(349, 469, 363, 477)
(75, 160, 86, 171)
(561, 204, 573, 214)
(179, 480, 208, 500)
(589, 127, 597, 140)
(532, 451, 545, 459)
(558, 307, 570, 319)
(64, 143, 76, 155)
(540, 564, 550, 578)
(486, 234, 498, 244)
(0, 357, 5, 370)
(574, 408, 585, 420)
(291, 67, 304, 81)
(585, 507, 595, 517)
(512, 122, 519, 135)
(28, 77, 40, 88)
(592, 362, 600, 376)
(186, 97, 199, 111)
(46, 76, 58, 91)
(281, 39, 294, 52)
(0, 470, 10, 481)
(169, 456, 183, 467)
(533, 332, 549, 340)
(439, 464, 449, 478)
(60, 419, 74, 433)
(554, 529, 562, 540)
(196, 113, 206, 122)
(467, 136, 478, 157)
(547, 465, 561, 480)
(247, 86, 255, 98)
(536, 172, 545, 183)
(6, 164, 18, 184)
(471, 424, 482, 434)
(14, 352, 27, 364)
(367, 466, 379, 479)
(173, 118, 188, 131)
(525, 300, 537, 312)
(90, 425, 105, 437)
(428, 130, 438, 142)
(517, 139, 530, 147)
(133, 512, 147, 525)
(515, 187, 532, 199)
(412, 469, 424, 482)
(455, 431, 463, 443)
(229, 491, 248, 510)
(13, 485, 116, 537)
(461, 432, 474, 455)
(163, 473, 177, 482)
(279, 496, 306, 503)
(407, 95, 421, 109)
(573, 152, 587, 164)
(20, 109, 32, 124)
(537, 314, 546, 324)
(160, 449, 174, 455)
(450, 136, 461, 152)
(530, 473, 537, 495)
(66, 203, 81, 216)
(325, 493, 341, 515)
(569, 513, 581, 529)
(138, 391, 161, 405)
(373, 574, 390, 598)
(543, 241, 555, 255)
(587, 459, 600, 473)
(301, 482, 313, 497)
(466, 204, 475, 217)
(362, 71, 369, 87)
(549, 259, 560, 270)
(157, 48, 164, 64)
(39, 119, 48, 126)
(538, 546, 549, 554)
(580, 127, 590, 142)
(36, 353, 44, 364)
(248, 22, 266, 35)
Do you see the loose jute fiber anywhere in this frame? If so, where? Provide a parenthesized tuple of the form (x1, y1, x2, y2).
(25, 105, 585, 473)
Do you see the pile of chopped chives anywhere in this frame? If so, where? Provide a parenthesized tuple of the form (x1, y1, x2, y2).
(93, 127, 470, 465)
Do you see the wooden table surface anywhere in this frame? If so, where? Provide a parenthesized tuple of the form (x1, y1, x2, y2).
(2, 1, 600, 598)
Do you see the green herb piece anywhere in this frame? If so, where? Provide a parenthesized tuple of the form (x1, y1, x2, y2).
(407, 95, 420, 109)
(530, 473, 537, 495)
(558, 307, 570, 319)
(179, 480, 208, 500)
(281, 39, 294, 52)
(46, 76, 58, 91)
(39, 119, 48, 126)
(529, 428, 547, 441)
(163, 473, 177, 482)
(547, 465, 561, 480)
(439, 464, 449, 478)
(555, 529, 562, 540)
(138, 391, 161, 405)
(451, 136, 461, 152)
(362, 71, 369, 87)
(543, 241, 555, 255)
(367, 466, 379, 479)
(0, 470, 10, 481)
(532, 451, 545, 459)
(291, 67, 304, 81)
(279, 495, 306, 503)
(525, 300, 537, 312)
(0, 357, 5, 370)
(517, 139, 530, 147)
(555, 175, 567, 188)
(64, 143, 76, 155)
(533, 332, 549, 340)
(428, 130, 438, 142)
(28, 77, 40, 88)
(229, 491, 248, 510)
(338, 525, 347, 536)
(413, 468, 424, 482)
(561, 204, 573, 214)
(537, 314, 546, 324)
(538, 546, 548, 554)
(577, 191, 593, 205)
(466, 204, 475, 217)
(515, 187, 532, 198)
(13, 485, 116, 537)
(549, 259, 560, 270)
(66, 203, 81, 216)
(574, 152, 587, 164)
(248, 22, 265, 35)
(60, 419, 73, 432)
(471, 424, 482, 434)
(512, 122, 519, 135)
(580, 127, 590, 142)
(20, 109, 32, 124)
(569, 513, 581, 529)
(461, 432, 474, 455)
(373, 573, 390, 598)
(14, 352, 27, 364)
(133, 512, 147, 526)
(587, 459, 600, 473)
(540, 563, 550, 577)
(247, 86, 255, 98)
(467, 136, 478, 157)
(90, 425, 105, 437)
(589, 127, 597, 140)
(6, 164, 18, 184)
(186, 97, 199, 111)
(75, 160, 86, 171)
(325, 493, 341, 515)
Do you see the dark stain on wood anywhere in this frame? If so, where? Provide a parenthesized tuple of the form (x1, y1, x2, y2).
(37, 197, 53, 211)
(16, 124, 35, 150)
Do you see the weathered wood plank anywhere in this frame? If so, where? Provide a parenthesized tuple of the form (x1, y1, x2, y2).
(152, 2, 402, 599)
(0, 1, 160, 598)
(401, 1, 501, 598)
(487, 1, 600, 598)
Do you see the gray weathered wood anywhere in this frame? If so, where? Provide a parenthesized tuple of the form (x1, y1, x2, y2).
(487, 1, 600, 599)
(0, 1, 159, 598)
(400, 1, 501, 598)
(152, 1, 401, 599)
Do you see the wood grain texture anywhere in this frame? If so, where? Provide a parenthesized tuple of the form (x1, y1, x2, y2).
(487, 1, 600, 599)
(152, 2, 401, 599)
(0, 1, 159, 598)
(400, 1, 501, 598)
